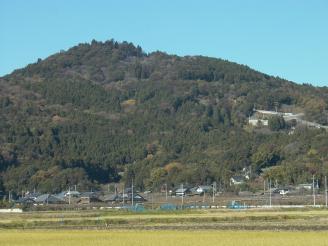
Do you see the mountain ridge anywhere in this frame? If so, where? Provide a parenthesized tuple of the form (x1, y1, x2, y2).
(1, 39, 328, 195)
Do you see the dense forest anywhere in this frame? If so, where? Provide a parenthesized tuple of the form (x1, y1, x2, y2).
(1, 39, 328, 195)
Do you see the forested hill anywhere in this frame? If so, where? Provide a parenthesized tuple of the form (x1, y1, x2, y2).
(1, 39, 328, 194)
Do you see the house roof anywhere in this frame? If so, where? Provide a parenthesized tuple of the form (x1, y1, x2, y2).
(101, 194, 118, 202)
(15, 197, 35, 204)
(175, 188, 188, 193)
(197, 185, 212, 190)
(65, 191, 80, 196)
(102, 193, 146, 202)
(231, 176, 244, 182)
(56, 191, 66, 199)
(34, 194, 65, 204)
(132, 194, 146, 201)
(80, 192, 101, 198)
(24, 192, 40, 199)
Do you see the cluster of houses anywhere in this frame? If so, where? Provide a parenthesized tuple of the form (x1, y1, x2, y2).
(248, 109, 328, 130)
(7, 179, 318, 206)
(15, 189, 147, 206)
(174, 185, 214, 197)
(13, 185, 221, 206)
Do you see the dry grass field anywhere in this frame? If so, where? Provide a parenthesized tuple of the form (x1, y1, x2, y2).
(1, 209, 328, 245)
(1, 208, 328, 230)
(1, 230, 328, 246)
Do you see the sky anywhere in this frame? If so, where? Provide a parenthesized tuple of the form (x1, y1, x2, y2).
(1, 0, 327, 86)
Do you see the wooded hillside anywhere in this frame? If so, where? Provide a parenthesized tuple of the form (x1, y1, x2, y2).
(1, 39, 328, 194)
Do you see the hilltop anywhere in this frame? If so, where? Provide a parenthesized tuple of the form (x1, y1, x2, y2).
(1, 39, 328, 194)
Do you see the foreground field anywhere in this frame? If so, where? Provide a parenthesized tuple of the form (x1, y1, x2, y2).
(1, 208, 328, 230)
(1, 230, 328, 246)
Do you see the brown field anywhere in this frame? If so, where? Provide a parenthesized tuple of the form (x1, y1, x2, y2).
(1, 208, 328, 230)
(1, 230, 328, 246)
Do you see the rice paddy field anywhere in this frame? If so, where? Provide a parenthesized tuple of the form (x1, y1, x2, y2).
(1, 230, 328, 246)
(1, 209, 328, 245)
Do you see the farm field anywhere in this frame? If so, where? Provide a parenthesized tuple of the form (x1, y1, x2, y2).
(1, 209, 328, 245)
(1, 208, 328, 230)
(1, 230, 328, 246)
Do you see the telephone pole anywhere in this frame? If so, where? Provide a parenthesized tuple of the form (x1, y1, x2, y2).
(151, 191, 154, 210)
(212, 182, 217, 203)
(313, 175, 316, 207)
(264, 180, 266, 193)
(269, 179, 272, 207)
(165, 183, 168, 201)
(325, 176, 327, 208)
(68, 186, 71, 205)
(203, 190, 206, 203)
(122, 184, 125, 206)
(181, 184, 184, 209)
(131, 178, 134, 207)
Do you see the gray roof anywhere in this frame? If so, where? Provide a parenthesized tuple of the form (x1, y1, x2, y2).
(175, 188, 189, 193)
(80, 192, 100, 198)
(34, 194, 65, 204)
(102, 193, 146, 202)
(15, 197, 35, 204)
(102, 194, 119, 202)
(198, 185, 212, 190)
(231, 176, 244, 182)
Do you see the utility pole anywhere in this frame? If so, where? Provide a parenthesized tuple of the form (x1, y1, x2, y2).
(203, 190, 206, 203)
(181, 184, 184, 209)
(325, 176, 327, 208)
(212, 182, 216, 203)
(68, 186, 71, 205)
(269, 179, 272, 207)
(313, 175, 316, 207)
(122, 184, 125, 206)
(263, 179, 266, 206)
(165, 183, 168, 201)
(151, 191, 154, 210)
(264, 180, 266, 193)
(131, 178, 134, 207)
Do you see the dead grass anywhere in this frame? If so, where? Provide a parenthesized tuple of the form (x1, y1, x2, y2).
(1, 230, 328, 246)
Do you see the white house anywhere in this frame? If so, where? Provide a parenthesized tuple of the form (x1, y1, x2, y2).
(196, 185, 212, 194)
(279, 189, 289, 196)
(248, 118, 268, 126)
(230, 176, 245, 186)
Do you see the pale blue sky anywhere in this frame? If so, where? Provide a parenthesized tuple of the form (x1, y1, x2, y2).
(1, 0, 327, 86)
